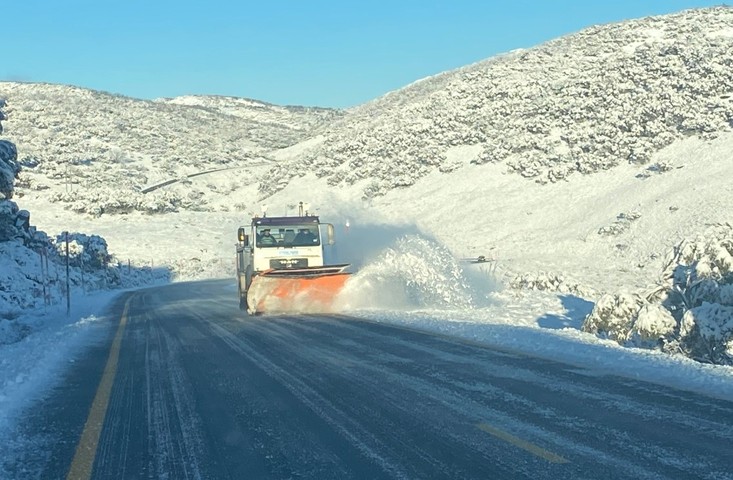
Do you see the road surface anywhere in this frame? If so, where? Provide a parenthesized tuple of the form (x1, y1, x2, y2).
(7, 280, 733, 479)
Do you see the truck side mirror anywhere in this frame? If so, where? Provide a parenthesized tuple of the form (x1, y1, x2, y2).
(326, 224, 336, 245)
(237, 227, 248, 245)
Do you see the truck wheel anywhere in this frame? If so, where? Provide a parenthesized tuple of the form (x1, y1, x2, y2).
(239, 266, 253, 312)
(239, 293, 248, 311)
(237, 275, 246, 310)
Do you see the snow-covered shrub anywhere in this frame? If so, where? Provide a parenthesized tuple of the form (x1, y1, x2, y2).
(597, 211, 641, 236)
(629, 303, 677, 347)
(582, 292, 644, 343)
(646, 162, 675, 174)
(583, 294, 677, 347)
(659, 227, 733, 363)
(662, 226, 733, 308)
(510, 271, 594, 297)
(679, 303, 733, 364)
(0, 140, 19, 200)
(50, 187, 186, 216)
(138, 190, 183, 214)
(53, 233, 112, 270)
(583, 225, 733, 364)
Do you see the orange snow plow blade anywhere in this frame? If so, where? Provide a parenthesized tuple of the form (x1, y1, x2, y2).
(247, 265, 350, 314)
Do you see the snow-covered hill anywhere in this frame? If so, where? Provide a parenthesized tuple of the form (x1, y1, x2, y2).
(252, 6, 733, 282)
(1, 99, 169, 320)
(6, 7, 732, 218)
(261, 6, 733, 198)
(0, 82, 342, 214)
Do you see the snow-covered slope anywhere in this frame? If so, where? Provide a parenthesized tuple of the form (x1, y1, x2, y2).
(261, 6, 733, 198)
(1, 83, 341, 158)
(1, 99, 168, 320)
(0, 83, 342, 214)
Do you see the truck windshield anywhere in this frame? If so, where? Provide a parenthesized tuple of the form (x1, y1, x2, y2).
(256, 225, 320, 248)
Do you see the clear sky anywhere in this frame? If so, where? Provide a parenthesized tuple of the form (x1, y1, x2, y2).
(2, 0, 725, 108)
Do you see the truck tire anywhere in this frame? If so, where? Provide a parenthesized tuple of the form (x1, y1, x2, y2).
(238, 266, 253, 311)
(239, 293, 248, 311)
(237, 273, 248, 311)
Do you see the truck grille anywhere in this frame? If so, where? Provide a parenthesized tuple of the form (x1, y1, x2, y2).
(270, 258, 308, 269)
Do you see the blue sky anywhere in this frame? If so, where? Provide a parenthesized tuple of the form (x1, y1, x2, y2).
(2, 0, 724, 107)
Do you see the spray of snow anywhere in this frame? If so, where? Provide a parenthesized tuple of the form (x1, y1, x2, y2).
(335, 234, 494, 311)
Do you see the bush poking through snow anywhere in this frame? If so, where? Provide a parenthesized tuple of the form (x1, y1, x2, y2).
(510, 272, 595, 298)
(583, 293, 644, 343)
(0, 140, 19, 200)
(597, 211, 641, 236)
(679, 303, 733, 364)
(53, 233, 112, 270)
(630, 303, 678, 347)
(583, 294, 678, 347)
(583, 224, 733, 364)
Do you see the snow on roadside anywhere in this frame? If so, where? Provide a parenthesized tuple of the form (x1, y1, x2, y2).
(349, 289, 733, 402)
(0, 289, 121, 435)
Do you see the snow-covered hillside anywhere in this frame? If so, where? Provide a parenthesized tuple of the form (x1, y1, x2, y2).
(0, 83, 342, 214)
(1, 97, 169, 322)
(262, 6, 733, 198)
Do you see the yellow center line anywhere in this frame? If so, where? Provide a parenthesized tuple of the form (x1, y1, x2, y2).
(477, 422, 570, 464)
(66, 296, 133, 480)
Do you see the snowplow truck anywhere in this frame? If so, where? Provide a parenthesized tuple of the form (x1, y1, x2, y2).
(235, 206, 350, 314)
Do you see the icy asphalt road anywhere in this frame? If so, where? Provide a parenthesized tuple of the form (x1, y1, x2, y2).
(7, 279, 733, 480)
